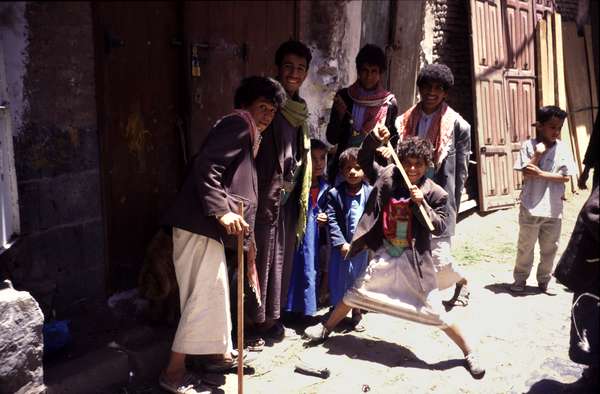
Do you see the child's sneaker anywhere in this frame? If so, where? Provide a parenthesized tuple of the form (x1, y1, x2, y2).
(465, 352, 486, 379)
(509, 281, 526, 292)
(304, 323, 330, 343)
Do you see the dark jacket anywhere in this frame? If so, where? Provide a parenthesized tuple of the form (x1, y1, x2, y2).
(162, 115, 257, 249)
(326, 87, 398, 183)
(554, 185, 599, 293)
(326, 182, 373, 248)
(254, 111, 306, 226)
(347, 133, 447, 259)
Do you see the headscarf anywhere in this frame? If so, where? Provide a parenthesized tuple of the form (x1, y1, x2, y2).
(395, 102, 459, 168)
(280, 98, 312, 243)
(347, 81, 395, 136)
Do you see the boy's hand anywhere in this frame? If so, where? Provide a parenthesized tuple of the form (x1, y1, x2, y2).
(578, 166, 590, 190)
(372, 124, 390, 142)
(376, 146, 394, 160)
(340, 243, 351, 259)
(317, 212, 328, 226)
(217, 212, 249, 235)
(534, 142, 546, 156)
(333, 94, 347, 118)
(409, 184, 423, 205)
(523, 163, 542, 177)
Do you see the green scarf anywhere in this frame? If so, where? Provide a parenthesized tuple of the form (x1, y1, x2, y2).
(281, 98, 312, 243)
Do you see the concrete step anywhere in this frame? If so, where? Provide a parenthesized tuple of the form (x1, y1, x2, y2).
(45, 326, 172, 394)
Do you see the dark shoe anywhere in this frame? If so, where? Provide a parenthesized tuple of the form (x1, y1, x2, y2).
(304, 323, 330, 343)
(443, 284, 470, 308)
(465, 352, 486, 379)
(262, 321, 285, 341)
(538, 282, 548, 293)
(509, 281, 526, 293)
(245, 336, 265, 352)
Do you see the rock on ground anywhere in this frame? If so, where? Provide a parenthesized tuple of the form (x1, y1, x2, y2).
(0, 280, 45, 394)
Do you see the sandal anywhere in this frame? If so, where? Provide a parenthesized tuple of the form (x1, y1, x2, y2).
(245, 337, 265, 352)
(159, 371, 212, 394)
(202, 351, 257, 373)
(443, 284, 470, 308)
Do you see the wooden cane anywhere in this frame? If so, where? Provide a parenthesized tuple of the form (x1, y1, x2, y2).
(386, 142, 435, 232)
(237, 202, 244, 394)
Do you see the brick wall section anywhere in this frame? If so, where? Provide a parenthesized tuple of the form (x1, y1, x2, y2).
(4, 2, 104, 317)
(430, 0, 477, 198)
(431, 0, 474, 127)
(555, 0, 578, 21)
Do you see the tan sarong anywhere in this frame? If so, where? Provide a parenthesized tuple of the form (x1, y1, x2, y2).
(343, 249, 450, 327)
(171, 228, 232, 355)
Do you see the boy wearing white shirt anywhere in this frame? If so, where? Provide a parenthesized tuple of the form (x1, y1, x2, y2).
(511, 105, 577, 292)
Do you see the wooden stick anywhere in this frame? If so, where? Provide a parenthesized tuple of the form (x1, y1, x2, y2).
(386, 142, 435, 232)
(237, 202, 244, 394)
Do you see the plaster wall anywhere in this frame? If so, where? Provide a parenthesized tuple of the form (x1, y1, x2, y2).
(299, 0, 362, 142)
(0, 2, 105, 318)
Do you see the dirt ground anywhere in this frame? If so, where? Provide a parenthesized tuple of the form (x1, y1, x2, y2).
(210, 191, 592, 394)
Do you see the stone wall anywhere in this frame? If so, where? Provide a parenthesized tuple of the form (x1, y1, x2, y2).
(0, 2, 104, 318)
(430, 0, 474, 126)
(555, 0, 579, 21)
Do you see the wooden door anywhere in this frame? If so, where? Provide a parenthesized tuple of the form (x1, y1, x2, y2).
(470, 0, 516, 211)
(470, 0, 541, 211)
(94, 2, 183, 291)
(504, 0, 536, 196)
(184, 1, 296, 155)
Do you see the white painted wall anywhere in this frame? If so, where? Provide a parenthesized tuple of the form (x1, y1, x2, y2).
(0, 2, 28, 136)
(0, 2, 26, 247)
(301, 0, 362, 142)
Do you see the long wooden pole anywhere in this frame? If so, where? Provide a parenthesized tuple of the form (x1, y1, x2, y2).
(237, 202, 244, 394)
(386, 142, 435, 232)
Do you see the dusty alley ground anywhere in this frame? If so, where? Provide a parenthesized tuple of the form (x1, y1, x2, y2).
(208, 191, 592, 394)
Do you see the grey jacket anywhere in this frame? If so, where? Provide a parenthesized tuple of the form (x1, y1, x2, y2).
(432, 115, 470, 237)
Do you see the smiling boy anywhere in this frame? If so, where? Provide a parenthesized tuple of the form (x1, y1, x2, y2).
(326, 44, 397, 184)
(511, 105, 577, 293)
(249, 40, 313, 340)
(305, 129, 485, 379)
(395, 63, 471, 307)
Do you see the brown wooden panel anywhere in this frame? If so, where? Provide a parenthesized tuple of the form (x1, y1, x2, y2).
(563, 21, 595, 173)
(94, 2, 183, 291)
(470, 0, 541, 212)
(185, 0, 296, 155)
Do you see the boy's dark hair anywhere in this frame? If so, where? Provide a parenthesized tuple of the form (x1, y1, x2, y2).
(536, 105, 567, 124)
(416, 63, 454, 91)
(397, 137, 434, 167)
(311, 138, 328, 152)
(338, 147, 360, 168)
(356, 44, 387, 72)
(275, 40, 312, 70)
(234, 76, 287, 109)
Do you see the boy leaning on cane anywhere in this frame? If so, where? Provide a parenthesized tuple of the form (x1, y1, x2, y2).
(159, 77, 286, 394)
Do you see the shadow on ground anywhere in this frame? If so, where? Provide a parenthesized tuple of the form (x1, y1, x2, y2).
(320, 334, 464, 372)
(526, 377, 599, 393)
(485, 283, 557, 297)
